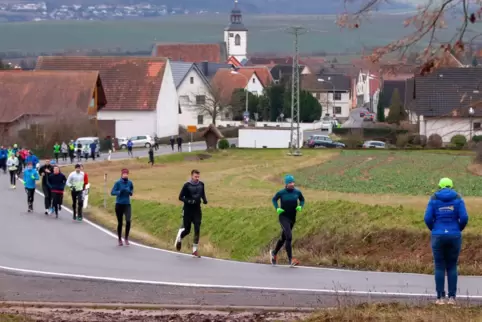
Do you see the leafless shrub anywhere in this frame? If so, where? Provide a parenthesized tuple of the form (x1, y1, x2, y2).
(427, 133, 443, 148)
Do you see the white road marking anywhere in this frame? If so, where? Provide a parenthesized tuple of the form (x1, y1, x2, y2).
(0, 264, 446, 298)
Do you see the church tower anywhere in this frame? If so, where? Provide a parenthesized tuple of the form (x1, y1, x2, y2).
(224, 0, 248, 63)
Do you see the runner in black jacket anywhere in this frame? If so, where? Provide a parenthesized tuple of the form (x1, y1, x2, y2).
(38, 159, 54, 215)
(175, 169, 207, 257)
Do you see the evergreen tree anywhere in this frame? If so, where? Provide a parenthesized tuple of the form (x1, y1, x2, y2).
(385, 88, 407, 124)
(376, 92, 385, 122)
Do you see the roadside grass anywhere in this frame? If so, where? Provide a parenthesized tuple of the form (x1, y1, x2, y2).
(0, 314, 33, 322)
(75, 149, 482, 274)
(306, 303, 482, 321)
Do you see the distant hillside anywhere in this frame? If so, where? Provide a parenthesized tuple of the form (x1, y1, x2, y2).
(43, 0, 414, 14)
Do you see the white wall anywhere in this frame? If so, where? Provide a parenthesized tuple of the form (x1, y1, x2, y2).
(224, 30, 247, 62)
(315, 92, 351, 118)
(217, 120, 323, 130)
(244, 73, 264, 96)
(98, 110, 157, 138)
(157, 61, 179, 137)
(420, 117, 482, 143)
(239, 128, 304, 148)
(177, 67, 214, 127)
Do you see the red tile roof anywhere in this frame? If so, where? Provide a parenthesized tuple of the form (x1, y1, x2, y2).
(36, 56, 167, 111)
(211, 67, 273, 104)
(0, 70, 101, 123)
(235, 66, 273, 87)
(211, 68, 249, 104)
(152, 43, 227, 63)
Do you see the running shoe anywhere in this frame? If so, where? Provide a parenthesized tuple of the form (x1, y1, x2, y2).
(290, 258, 300, 267)
(174, 228, 184, 251)
(447, 297, 456, 305)
(44, 209, 49, 215)
(192, 250, 200, 258)
(49, 207, 54, 214)
(118, 239, 123, 246)
(73, 215, 77, 221)
(270, 250, 277, 265)
(77, 217, 83, 222)
(124, 239, 130, 246)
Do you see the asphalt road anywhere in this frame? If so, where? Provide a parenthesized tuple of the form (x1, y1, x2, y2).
(2, 138, 482, 307)
(53, 138, 238, 165)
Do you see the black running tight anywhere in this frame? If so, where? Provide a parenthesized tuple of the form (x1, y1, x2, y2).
(115, 204, 132, 240)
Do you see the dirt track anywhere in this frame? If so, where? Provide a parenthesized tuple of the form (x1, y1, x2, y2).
(0, 306, 308, 321)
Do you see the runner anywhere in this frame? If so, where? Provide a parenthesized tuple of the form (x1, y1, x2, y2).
(82, 144, 90, 161)
(424, 177, 469, 305)
(127, 139, 134, 158)
(175, 169, 208, 257)
(17, 149, 26, 175)
(68, 141, 75, 163)
(270, 174, 305, 267)
(0, 146, 7, 174)
(6, 153, 19, 189)
(79, 164, 89, 209)
(23, 162, 39, 212)
(66, 164, 85, 221)
(25, 151, 39, 169)
(38, 159, 54, 215)
(61, 141, 68, 161)
(169, 136, 175, 151)
(47, 165, 67, 218)
(110, 168, 134, 246)
(76, 142, 82, 162)
(148, 146, 154, 166)
(89, 141, 97, 161)
(53, 142, 61, 163)
(177, 136, 183, 152)
(12, 144, 18, 157)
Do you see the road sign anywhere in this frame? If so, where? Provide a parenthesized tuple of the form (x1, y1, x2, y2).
(187, 125, 197, 133)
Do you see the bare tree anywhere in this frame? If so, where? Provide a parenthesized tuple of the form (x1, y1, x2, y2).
(190, 86, 229, 126)
(339, 0, 481, 69)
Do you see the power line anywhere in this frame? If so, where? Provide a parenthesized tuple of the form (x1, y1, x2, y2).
(286, 26, 307, 156)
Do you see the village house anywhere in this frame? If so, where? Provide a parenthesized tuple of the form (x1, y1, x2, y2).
(171, 61, 216, 126)
(35, 56, 178, 139)
(300, 73, 352, 120)
(411, 67, 482, 143)
(0, 70, 106, 138)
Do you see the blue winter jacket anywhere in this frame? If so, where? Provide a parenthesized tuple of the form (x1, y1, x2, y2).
(0, 149, 7, 159)
(111, 178, 134, 205)
(424, 188, 469, 236)
(23, 168, 39, 189)
(47, 173, 67, 193)
(26, 155, 39, 167)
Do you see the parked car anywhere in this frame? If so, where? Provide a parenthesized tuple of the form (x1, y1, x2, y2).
(307, 135, 345, 148)
(320, 119, 340, 132)
(362, 140, 386, 149)
(119, 135, 155, 149)
(75, 137, 101, 157)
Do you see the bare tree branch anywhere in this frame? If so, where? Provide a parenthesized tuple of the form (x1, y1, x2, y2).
(189, 87, 230, 125)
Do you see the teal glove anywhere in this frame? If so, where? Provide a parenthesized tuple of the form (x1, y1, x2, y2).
(276, 208, 284, 215)
(296, 206, 302, 212)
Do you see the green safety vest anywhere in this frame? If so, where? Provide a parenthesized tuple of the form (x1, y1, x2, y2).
(69, 144, 75, 151)
(53, 145, 60, 153)
(7, 149, 12, 157)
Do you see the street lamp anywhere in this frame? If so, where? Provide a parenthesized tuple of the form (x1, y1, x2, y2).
(318, 78, 336, 117)
(231, 70, 250, 124)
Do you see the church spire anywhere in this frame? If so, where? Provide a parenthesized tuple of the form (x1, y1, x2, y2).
(227, 0, 247, 31)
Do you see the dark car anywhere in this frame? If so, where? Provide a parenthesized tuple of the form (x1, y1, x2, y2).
(307, 135, 345, 148)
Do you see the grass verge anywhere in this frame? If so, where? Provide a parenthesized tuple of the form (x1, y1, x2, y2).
(71, 149, 482, 273)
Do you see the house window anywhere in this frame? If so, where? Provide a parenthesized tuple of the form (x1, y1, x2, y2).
(334, 106, 342, 114)
(334, 92, 342, 100)
(197, 115, 204, 125)
(179, 95, 190, 104)
(196, 95, 206, 105)
(235, 34, 241, 46)
(315, 92, 320, 99)
(252, 77, 256, 83)
(190, 77, 194, 84)
(229, 33, 234, 37)
(474, 122, 481, 130)
(225, 112, 230, 118)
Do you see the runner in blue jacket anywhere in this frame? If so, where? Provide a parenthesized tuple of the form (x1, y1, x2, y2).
(424, 177, 469, 305)
(23, 162, 39, 212)
(0, 146, 7, 174)
(25, 151, 39, 169)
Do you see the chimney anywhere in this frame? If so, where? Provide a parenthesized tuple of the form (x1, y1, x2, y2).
(201, 61, 208, 76)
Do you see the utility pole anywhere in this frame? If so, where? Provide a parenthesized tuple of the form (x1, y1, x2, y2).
(287, 26, 306, 156)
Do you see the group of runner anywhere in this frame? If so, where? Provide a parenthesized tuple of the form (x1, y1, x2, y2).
(2, 141, 470, 305)
(20, 159, 88, 220)
(53, 141, 98, 164)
